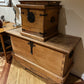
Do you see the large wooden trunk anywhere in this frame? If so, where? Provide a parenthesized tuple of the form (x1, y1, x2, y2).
(17, 1, 61, 41)
(8, 28, 80, 84)
(11, 36, 71, 84)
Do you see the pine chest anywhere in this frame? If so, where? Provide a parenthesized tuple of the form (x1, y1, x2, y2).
(17, 1, 61, 41)
(6, 28, 80, 84)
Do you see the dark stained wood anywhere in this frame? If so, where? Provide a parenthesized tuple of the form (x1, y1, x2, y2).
(73, 81, 84, 84)
(6, 58, 82, 84)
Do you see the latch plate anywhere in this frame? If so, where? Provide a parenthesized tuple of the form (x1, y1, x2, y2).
(28, 41, 35, 55)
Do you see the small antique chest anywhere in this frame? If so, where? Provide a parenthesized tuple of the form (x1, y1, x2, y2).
(17, 1, 61, 41)
(6, 28, 80, 84)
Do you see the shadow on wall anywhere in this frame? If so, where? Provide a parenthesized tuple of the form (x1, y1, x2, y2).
(58, 0, 84, 77)
(58, 7, 67, 34)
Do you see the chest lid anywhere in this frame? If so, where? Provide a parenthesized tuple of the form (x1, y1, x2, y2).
(17, 1, 61, 10)
(18, 1, 61, 5)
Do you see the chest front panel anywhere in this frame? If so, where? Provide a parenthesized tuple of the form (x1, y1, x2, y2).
(11, 36, 66, 77)
(21, 8, 44, 33)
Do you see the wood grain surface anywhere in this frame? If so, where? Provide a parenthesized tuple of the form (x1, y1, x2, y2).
(17, 2, 61, 41)
(6, 28, 81, 54)
(11, 36, 66, 77)
(0, 22, 17, 33)
(0, 56, 6, 78)
(7, 58, 46, 84)
(0, 56, 10, 84)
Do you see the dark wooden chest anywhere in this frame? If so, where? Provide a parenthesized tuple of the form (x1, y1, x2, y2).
(17, 1, 61, 41)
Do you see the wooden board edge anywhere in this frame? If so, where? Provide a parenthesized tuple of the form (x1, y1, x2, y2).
(21, 31, 57, 42)
(0, 62, 11, 84)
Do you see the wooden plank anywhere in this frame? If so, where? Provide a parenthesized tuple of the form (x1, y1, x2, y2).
(0, 62, 10, 84)
(17, 4, 46, 9)
(7, 57, 72, 84)
(18, 1, 61, 7)
(0, 56, 6, 78)
(21, 31, 57, 42)
(7, 58, 46, 84)
(6, 28, 81, 54)
(0, 22, 16, 33)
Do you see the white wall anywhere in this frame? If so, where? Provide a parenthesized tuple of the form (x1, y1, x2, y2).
(0, 0, 21, 24)
(59, 0, 84, 77)
(0, 0, 84, 77)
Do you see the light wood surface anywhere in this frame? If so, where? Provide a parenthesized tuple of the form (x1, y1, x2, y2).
(0, 56, 6, 78)
(11, 36, 66, 77)
(6, 28, 80, 83)
(0, 22, 15, 33)
(6, 28, 81, 54)
(7, 58, 46, 84)
(18, 1, 61, 5)
(21, 31, 57, 42)
(7, 58, 72, 84)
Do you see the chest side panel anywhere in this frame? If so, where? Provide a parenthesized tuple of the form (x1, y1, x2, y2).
(44, 8, 59, 35)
